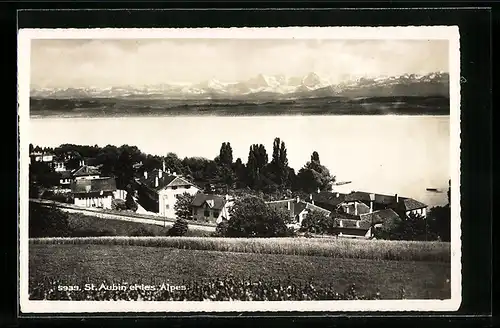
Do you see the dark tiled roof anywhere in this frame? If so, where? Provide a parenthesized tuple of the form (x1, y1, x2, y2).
(331, 211, 360, 220)
(359, 208, 401, 225)
(344, 191, 395, 205)
(340, 202, 371, 215)
(71, 177, 116, 194)
(84, 157, 99, 166)
(311, 191, 347, 208)
(59, 171, 72, 179)
(191, 193, 227, 210)
(139, 170, 195, 191)
(293, 201, 307, 216)
(343, 192, 370, 202)
(267, 199, 331, 218)
(343, 191, 427, 210)
(267, 199, 301, 218)
(305, 202, 331, 215)
(73, 165, 101, 177)
(402, 198, 428, 211)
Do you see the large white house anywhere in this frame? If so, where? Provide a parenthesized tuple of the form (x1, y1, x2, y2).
(136, 168, 200, 218)
(71, 177, 117, 209)
(72, 165, 101, 180)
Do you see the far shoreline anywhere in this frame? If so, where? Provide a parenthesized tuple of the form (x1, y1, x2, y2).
(29, 112, 452, 119)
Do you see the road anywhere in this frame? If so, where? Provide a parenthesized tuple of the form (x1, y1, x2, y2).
(30, 199, 216, 232)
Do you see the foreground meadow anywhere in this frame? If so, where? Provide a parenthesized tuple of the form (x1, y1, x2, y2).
(30, 235, 450, 262)
(29, 243, 451, 300)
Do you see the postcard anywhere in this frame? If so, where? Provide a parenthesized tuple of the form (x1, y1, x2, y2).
(18, 26, 461, 313)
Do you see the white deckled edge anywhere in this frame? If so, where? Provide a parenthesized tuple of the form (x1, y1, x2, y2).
(19, 26, 457, 40)
(18, 26, 462, 313)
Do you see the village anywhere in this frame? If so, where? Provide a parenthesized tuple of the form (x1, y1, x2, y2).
(28, 142, 434, 240)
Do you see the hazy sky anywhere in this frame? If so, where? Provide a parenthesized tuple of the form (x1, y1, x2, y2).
(31, 39, 449, 88)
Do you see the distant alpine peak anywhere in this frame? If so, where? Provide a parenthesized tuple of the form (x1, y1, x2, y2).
(196, 78, 226, 91)
(301, 72, 331, 89)
(30, 71, 449, 99)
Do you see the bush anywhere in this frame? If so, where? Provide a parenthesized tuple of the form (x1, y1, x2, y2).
(215, 220, 229, 237)
(286, 226, 298, 237)
(300, 210, 337, 235)
(226, 196, 289, 237)
(41, 191, 72, 204)
(374, 212, 439, 241)
(174, 192, 196, 221)
(130, 226, 155, 237)
(112, 199, 127, 211)
(125, 193, 138, 212)
(168, 218, 189, 237)
(427, 205, 451, 242)
(29, 202, 72, 238)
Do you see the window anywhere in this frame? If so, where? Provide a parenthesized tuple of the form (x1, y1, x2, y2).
(171, 186, 177, 190)
(213, 210, 220, 218)
(204, 210, 210, 217)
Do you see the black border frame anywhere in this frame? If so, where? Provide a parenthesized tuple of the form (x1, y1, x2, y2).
(3, 4, 493, 327)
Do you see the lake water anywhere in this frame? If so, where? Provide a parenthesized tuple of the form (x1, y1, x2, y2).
(29, 115, 450, 207)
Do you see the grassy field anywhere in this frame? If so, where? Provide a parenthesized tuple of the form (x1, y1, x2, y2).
(67, 212, 213, 237)
(31, 235, 451, 262)
(29, 244, 451, 300)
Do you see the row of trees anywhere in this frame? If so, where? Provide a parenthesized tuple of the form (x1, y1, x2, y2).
(30, 138, 336, 196)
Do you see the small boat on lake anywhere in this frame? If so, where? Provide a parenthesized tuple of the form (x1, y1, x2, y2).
(334, 181, 352, 186)
(426, 188, 443, 193)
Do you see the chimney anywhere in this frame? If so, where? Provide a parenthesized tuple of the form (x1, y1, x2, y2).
(144, 171, 148, 179)
(369, 193, 375, 213)
(159, 169, 162, 179)
(162, 160, 166, 173)
(296, 196, 300, 203)
(395, 194, 399, 203)
(155, 176, 159, 188)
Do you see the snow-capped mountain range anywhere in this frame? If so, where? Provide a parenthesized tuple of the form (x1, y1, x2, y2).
(30, 72, 449, 100)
